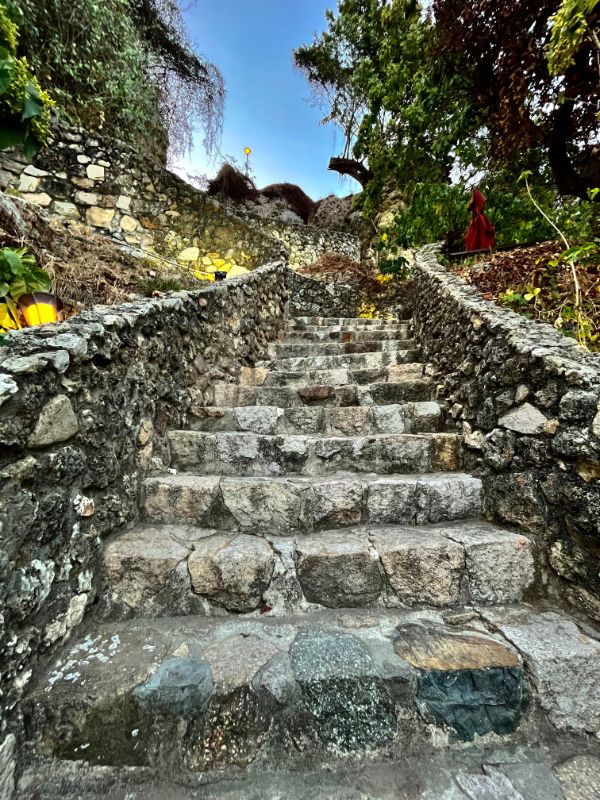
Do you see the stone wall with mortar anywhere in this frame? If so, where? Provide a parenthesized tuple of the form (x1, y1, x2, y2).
(289, 271, 361, 317)
(0, 262, 290, 793)
(413, 247, 600, 619)
(0, 125, 360, 275)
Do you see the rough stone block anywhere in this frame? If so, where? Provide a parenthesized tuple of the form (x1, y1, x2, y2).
(482, 609, 600, 734)
(86, 206, 115, 228)
(188, 533, 275, 611)
(143, 475, 220, 524)
(86, 163, 105, 180)
(295, 530, 381, 607)
(24, 192, 52, 207)
(395, 623, 524, 740)
(120, 215, 138, 232)
(104, 524, 192, 612)
(499, 403, 548, 435)
(220, 476, 305, 533)
(53, 201, 79, 218)
(27, 395, 79, 448)
(442, 523, 535, 604)
(309, 478, 364, 528)
(18, 174, 39, 192)
(372, 528, 463, 606)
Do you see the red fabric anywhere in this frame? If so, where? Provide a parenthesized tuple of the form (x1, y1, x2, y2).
(465, 189, 495, 251)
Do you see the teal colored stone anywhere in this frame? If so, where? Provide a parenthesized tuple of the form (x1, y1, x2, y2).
(133, 657, 213, 715)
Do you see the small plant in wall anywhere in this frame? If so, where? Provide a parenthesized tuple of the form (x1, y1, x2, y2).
(0, 246, 59, 333)
(375, 229, 412, 281)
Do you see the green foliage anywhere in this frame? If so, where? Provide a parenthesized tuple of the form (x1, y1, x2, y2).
(13, 0, 223, 161)
(546, 0, 600, 75)
(0, 0, 53, 158)
(296, 0, 599, 249)
(0, 246, 50, 299)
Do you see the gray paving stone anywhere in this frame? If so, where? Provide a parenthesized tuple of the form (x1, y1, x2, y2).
(480, 608, 600, 734)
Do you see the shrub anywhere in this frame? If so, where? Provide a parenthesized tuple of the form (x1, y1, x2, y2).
(0, 0, 53, 157)
(207, 164, 257, 201)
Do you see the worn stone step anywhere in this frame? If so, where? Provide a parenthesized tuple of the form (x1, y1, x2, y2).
(210, 378, 434, 408)
(261, 349, 421, 373)
(288, 316, 410, 329)
(104, 521, 535, 618)
(25, 607, 600, 779)
(189, 402, 444, 435)
(272, 339, 415, 357)
(286, 326, 411, 342)
(142, 472, 482, 533)
(168, 430, 462, 476)
(239, 362, 426, 388)
(258, 364, 427, 388)
(17, 749, 600, 800)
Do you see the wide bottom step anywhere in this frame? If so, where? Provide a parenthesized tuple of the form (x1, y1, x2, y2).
(17, 745, 600, 799)
(25, 606, 600, 781)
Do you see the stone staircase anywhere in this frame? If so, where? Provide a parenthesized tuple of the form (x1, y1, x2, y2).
(19, 314, 600, 798)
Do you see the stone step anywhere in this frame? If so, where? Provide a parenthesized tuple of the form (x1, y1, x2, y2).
(25, 606, 600, 779)
(261, 348, 421, 373)
(272, 339, 415, 357)
(188, 402, 444, 435)
(258, 364, 427, 388)
(210, 378, 434, 408)
(17, 749, 600, 800)
(168, 430, 462, 476)
(289, 316, 409, 327)
(104, 521, 535, 618)
(142, 472, 482, 533)
(286, 326, 411, 342)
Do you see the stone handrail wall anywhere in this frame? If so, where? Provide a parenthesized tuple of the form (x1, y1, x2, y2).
(0, 125, 360, 272)
(413, 247, 600, 619)
(289, 271, 362, 317)
(0, 262, 290, 771)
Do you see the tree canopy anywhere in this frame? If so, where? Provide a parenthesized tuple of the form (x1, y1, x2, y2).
(294, 0, 599, 245)
(13, 0, 224, 162)
(433, 0, 600, 199)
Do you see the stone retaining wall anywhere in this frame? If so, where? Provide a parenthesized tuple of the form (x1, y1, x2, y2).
(413, 247, 600, 619)
(0, 262, 290, 786)
(0, 126, 360, 273)
(289, 271, 361, 317)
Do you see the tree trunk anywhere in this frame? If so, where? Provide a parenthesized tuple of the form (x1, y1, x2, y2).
(548, 101, 599, 200)
(328, 157, 373, 188)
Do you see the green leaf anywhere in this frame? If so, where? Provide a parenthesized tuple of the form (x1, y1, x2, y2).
(3, 249, 24, 275)
(0, 59, 12, 95)
(8, 276, 27, 299)
(21, 83, 45, 120)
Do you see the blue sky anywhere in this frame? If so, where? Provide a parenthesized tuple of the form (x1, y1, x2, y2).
(180, 0, 356, 200)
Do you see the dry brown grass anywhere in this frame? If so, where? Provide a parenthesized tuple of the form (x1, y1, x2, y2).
(259, 183, 315, 223)
(0, 195, 199, 308)
(207, 164, 257, 201)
